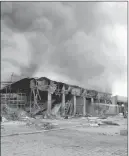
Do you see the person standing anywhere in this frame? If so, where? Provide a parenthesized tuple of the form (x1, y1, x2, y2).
(121, 104, 125, 116)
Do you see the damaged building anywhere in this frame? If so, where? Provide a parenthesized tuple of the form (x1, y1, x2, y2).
(1, 77, 119, 117)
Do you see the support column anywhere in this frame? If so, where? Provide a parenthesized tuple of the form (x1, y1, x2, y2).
(62, 93, 65, 116)
(91, 98, 94, 104)
(74, 95, 76, 116)
(30, 90, 32, 113)
(17, 94, 18, 109)
(117, 105, 119, 114)
(13, 94, 14, 106)
(47, 91, 52, 115)
(61, 85, 65, 116)
(5, 87, 7, 105)
(83, 97, 86, 116)
(91, 98, 94, 116)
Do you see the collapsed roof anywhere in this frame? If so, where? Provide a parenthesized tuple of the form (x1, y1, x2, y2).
(0, 77, 112, 101)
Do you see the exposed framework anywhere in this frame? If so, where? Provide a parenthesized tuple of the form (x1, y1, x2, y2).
(1, 93, 27, 108)
(1, 81, 27, 108)
(1, 77, 114, 116)
(30, 79, 41, 113)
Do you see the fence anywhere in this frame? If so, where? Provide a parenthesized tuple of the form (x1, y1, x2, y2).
(1, 93, 27, 108)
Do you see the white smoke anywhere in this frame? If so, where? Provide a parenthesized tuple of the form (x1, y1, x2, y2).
(1, 2, 127, 94)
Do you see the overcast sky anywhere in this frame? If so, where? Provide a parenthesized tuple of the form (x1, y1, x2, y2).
(1, 2, 127, 96)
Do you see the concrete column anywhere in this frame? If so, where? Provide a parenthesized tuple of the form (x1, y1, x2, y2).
(83, 97, 86, 116)
(17, 94, 18, 108)
(61, 85, 65, 116)
(62, 93, 65, 116)
(117, 105, 119, 114)
(47, 92, 52, 115)
(30, 90, 32, 113)
(91, 98, 94, 104)
(74, 95, 76, 116)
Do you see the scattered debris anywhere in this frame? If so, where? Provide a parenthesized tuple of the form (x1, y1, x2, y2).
(84, 114, 92, 117)
(51, 103, 61, 118)
(64, 116, 68, 119)
(81, 117, 87, 119)
(120, 129, 128, 136)
(26, 119, 55, 130)
(119, 113, 123, 116)
(124, 112, 127, 118)
(75, 113, 83, 118)
(1, 104, 30, 121)
(98, 116, 107, 119)
(102, 121, 119, 126)
(89, 123, 99, 127)
(2, 117, 8, 122)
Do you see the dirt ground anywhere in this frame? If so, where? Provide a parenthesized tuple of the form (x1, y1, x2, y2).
(1, 116, 127, 156)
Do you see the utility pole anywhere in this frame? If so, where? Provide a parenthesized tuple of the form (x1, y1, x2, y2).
(11, 72, 14, 82)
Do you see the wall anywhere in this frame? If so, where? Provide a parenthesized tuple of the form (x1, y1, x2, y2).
(43, 93, 119, 116)
(1, 93, 27, 106)
(111, 96, 117, 105)
(105, 104, 119, 115)
(86, 99, 92, 115)
(53, 94, 119, 116)
(86, 99, 99, 116)
(86, 100, 119, 116)
(91, 103, 118, 116)
(76, 96, 83, 115)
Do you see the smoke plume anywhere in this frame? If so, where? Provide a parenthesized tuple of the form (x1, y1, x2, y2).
(1, 2, 127, 94)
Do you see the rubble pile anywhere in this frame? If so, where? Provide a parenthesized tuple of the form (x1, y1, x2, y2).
(26, 118, 55, 130)
(87, 115, 121, 127)
(1, 104, 30, 121)
(1, 104, 19, 121)
(51, 103, 61, 118)
(120, 129, 128, 136)
(101, 120, 119, 126)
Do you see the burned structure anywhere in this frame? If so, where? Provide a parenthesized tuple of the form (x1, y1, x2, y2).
(1, 77, 117, 116)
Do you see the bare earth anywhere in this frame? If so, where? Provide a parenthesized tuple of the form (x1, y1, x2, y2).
(1, 117, 127, 156)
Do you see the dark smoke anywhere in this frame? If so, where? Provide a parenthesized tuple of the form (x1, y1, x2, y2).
(1, 2, 127, 93)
